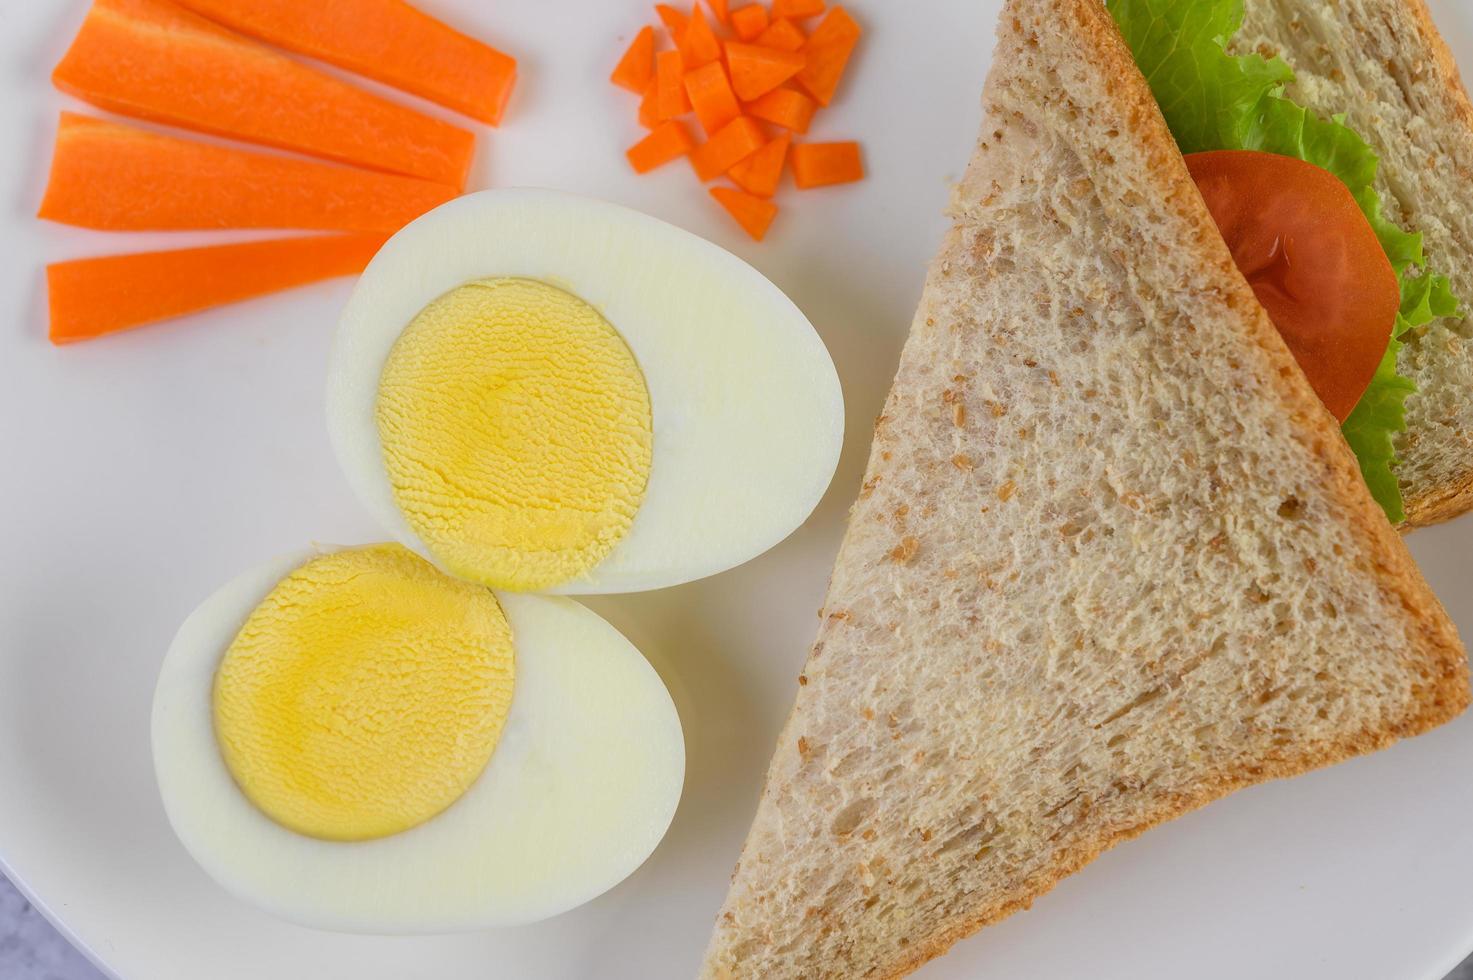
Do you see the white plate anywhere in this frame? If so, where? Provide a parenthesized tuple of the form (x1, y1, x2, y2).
(1, 1, 1471, 978)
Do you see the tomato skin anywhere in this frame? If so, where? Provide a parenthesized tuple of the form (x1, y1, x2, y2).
(1184, 150, 1399, 422)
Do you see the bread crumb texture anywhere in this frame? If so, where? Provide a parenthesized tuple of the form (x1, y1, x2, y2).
(701, 1, 1469, 976)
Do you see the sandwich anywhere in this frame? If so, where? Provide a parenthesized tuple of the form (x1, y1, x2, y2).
(700, 0, 1472, 976)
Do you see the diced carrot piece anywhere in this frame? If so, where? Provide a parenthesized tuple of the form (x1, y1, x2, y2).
(705, 0, 730, 26)
(795, 6, 860, 106)
(684, 61, 742, 136)
(790, 140, 863, 188)
(690, 116, 765, 180)
(729, 4, 769, 41)
(772, 0, 825, 19)
(52, 0, 474, 187)
(47, 234, 386, 344)
(39, 113, 456, 233)
(171, 0, 517, 125)
(655, 50, 691, 120)
(755, 18, 806, 51)
(728, 132, 789, 197)
(745, 86, 817, 134)
(639, 80, 660, 128)
(612, 25, 656, 93)
(627, 120, 696, 173)
(679, 7, 722, 69)
(710, 186, 777, 241)
(725, 42, 805, 100)
(655, 4, 688, 40)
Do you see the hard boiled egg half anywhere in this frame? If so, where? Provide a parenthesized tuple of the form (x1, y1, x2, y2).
(327, 189, 844, 594)
(152, 543, 683, 933)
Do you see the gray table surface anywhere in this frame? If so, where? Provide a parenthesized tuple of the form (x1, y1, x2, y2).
(1, 870, 1469, 980)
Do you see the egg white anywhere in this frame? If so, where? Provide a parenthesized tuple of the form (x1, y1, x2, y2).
(326, 189, 844, 595)
(151, 548, 685, 933)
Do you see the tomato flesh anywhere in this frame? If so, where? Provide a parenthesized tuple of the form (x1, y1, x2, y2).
(1184, 150, 1399, 422)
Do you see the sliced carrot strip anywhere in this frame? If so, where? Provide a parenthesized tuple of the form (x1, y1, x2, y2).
(772, 0, 825, 19)
(755, 18, 806, 51)
(790, 140, 863, 188)
(729, 4, 769, 41)
(684, 61, 742, 136)
(627, 120, 697, 173)
(679, 7, 722, 69)
(795, 6, 860, 106)
(655, 50, 691, 120)
(639, 80, 660, 128)
(710, 186, 777, 241)
(745, 86, 817, 134)
(171, 0, 517, 125)
(613, 26, 657, 93)
(53, 0, 474, 187)
(691, 116, 765, 181)
(725, 42, 805, 100)
(655, 4, 688, 39)
(38, 113, 456, 234)
(706, 0, 730, 26)
(47, 234, 386, 344)
(728, 132, 789, 197)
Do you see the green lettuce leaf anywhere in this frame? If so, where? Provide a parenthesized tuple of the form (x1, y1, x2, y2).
(1107, 0, 1463, 522)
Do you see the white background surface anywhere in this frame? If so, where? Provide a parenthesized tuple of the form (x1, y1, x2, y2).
(1, 1, 1471, 978)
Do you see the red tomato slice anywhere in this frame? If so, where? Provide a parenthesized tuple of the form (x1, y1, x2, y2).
(1184, 150, 1399, 422)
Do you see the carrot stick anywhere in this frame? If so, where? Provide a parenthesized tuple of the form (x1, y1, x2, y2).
(755, 18, 806, 52)
(745, 86, 817, 134)
(47, 234, 387, 344)
(626, 120, 696, 173)
(171, 0, 517, 125)
(705, 0, 730, 26)
(639, 81, 660, 128)
(710, 186, 777, 241)
(612, 26, 656, 93)
(38, 113, 457, 233)
(790, 140, 864, 188)
(655, 50, 691, 121)
(725, 42, 806, 100)
(52, 0, 475, 187)
(679, 7, 722, 69)
(728, 132, 789, 197)
(729, 4, 769, 41)
(772, 0, 825, 19)
(684, 61, 742, 136)
(690, 116, 765, 181)
(655, 4, 688, 39)
(795, 6, 860, 106)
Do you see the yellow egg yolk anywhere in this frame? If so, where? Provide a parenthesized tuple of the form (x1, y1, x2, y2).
(375, 278, 654, 592)
(212, 544, 515, 842)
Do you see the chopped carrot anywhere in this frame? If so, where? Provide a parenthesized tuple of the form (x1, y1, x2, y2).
(612, 26, 656, 93)
(655, 50, 691, 120)
(639, 81, 660, 128)
(627, 120, 697, 173)
(38, 113, 456, 234)
(725, 42, 806, 100)
(710, 186, 777, 241)
(729, 4, 769, 41)
(745, 86, 817, 134)
(690, 116, 765, 180)
(53, 0, 474, 188)
(655, 4, 688, 39)
(795, 6, 860, 106)
(728, 132, 789, 197)
(705, 0, 730, 26)
(679, 7, 722, 69)
(171, 0, 517, 125)
(790, 140, 863, 188)
(772, 0, 825, 19)
(47, 234, 386, 344)
(755, 18, 806, 51)
(684, 61, 742, 136)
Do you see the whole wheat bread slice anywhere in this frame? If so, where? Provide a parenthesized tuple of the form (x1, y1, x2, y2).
(1233, 0, 1473, 525)
(699, 1, 1469, 976)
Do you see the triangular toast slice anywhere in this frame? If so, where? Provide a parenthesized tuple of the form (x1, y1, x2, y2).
(701, 0, 1469, 976)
